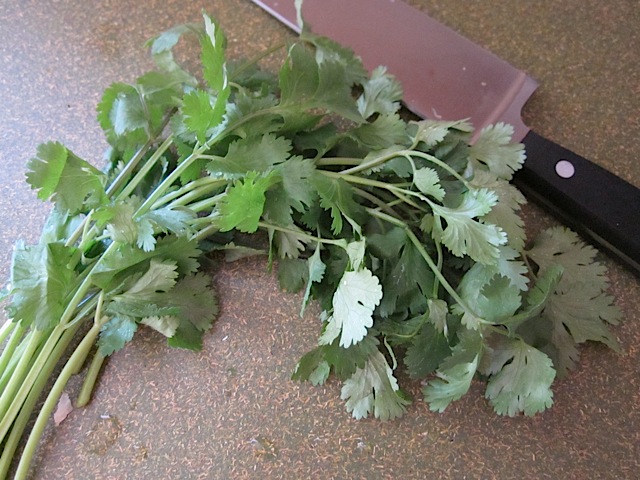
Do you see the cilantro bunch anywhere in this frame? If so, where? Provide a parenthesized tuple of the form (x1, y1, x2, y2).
(0, 13, 621, 478)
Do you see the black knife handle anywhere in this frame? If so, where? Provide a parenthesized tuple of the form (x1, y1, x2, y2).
(514, 130, 640, 275)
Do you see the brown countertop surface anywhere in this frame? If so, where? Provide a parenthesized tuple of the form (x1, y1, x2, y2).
(0, 1, 638, 479)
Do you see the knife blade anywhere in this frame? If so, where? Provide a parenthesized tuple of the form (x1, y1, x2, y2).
(252, 0, 640, 275)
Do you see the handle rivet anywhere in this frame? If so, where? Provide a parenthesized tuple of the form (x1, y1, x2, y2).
(555, 159, 575, 179)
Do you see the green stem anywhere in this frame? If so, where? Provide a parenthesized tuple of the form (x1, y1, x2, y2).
(75, 350, 106, 408)
(257, 221, 345, 248)
(13, 320, 104, 480)
(365, 207, 482, 321)
(0, 329, 44, 428)
(167, 180, 226, 209)
(152, 176, 225, 210)
(115, 135, 175, 202)
(316, 157, 361, 167)
(0, 320, 16, 345)
(0, 321, 82, 480)
(0, 323, 25, 379)
(228, 42, 285, 81)
(321, 170, 426, 212)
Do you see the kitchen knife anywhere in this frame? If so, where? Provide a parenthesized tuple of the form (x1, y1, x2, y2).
(251, 0, 640, 275)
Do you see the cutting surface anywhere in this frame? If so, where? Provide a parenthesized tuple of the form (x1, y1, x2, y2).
(0, 1, 638, 479)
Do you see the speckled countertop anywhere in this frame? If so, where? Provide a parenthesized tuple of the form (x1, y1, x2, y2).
(0, 1, 638, 479)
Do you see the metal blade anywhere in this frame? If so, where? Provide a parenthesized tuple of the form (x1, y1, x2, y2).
(252, 0, 538, 141)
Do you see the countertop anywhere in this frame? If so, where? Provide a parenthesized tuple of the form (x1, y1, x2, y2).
(0, 1, 638, 478)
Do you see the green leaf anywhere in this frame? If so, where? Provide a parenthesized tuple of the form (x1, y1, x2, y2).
(525, 227, 621, 359)
(279, 41, 362, 122)
(201, 13, 228, 95)
(277, 257, 308, 293)
(165, 272, 218, 332)
(349, 113, 408, 149)
(340, 350, 411, 420)
(98, 315, 138, 356)
(207, 133, 292, 178)
(356, 66, 403, 118)
(8, 241, 77, 329)
(167, 320, 204, 351)
(301, 244, 326, 315)
(482, 337, 555, 416)
(26, 142, 106, 214)
(141, 315, 180, 338)
(454, 262, 522, 328)
(217, 171, 277, 233)
(431, 188, 507, 264)
(291, 348, 330, 386)
(470, 171, 527, 251)
(311, 172, 364, 235)
(97, 83, 149, 147)
(404, 323, 451, 378)
(469, 122, 525, 180)
(368, 228, 434, 318)
(329, 268, 383, 347)
(117, 258, 178, 300)
(414, 167, 446, 201)
(182, 89, 221, 143)
(423, 330, 482, 412)
(410, 119, 473, 149)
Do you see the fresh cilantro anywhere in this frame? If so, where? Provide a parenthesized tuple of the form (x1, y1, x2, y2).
(340, 350, 411, 421)
(1, 15, 626, 473)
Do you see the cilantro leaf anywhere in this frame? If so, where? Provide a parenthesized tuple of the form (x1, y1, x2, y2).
(217, 171, 277, 233)
(469, 122, 525, 180)
(525, 227, 621, 359)
(454, 262, 522, 328)
(98, 315, 138, 356)
(414, 167, 446, 201)
(311, 172, 364, 235)
(291, 349, 330, 386)
(404, 322, 451, 379)
(356, 66, 403, 118)
(482, 337, 556, 416)
(340, 350, 411, 420)
(368, 227, 435, 318)
(431, 188, 508, 264)
(301, 244, 326, 315)
(279, 41, 362, 122)
(349, 113, 408, 149)
(208, 133, 292, 178)
(470, 170, 527, 251)
(26, 142, 106, 214)
(423, 330, 482, 412)
(8, 241, 77, 329)
(410, 119, 473, 149)
(182, 89, 222, 144)
(329, 268, 383, 348)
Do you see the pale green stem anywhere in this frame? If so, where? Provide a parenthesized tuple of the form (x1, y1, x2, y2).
(0, 323, 24, 378)
(115, 135, 175, 202)
(0, 329, 44, 429)
(0, 321, 82, 480)
(257, 221, 346, 248)
(13, 319, 104, 480)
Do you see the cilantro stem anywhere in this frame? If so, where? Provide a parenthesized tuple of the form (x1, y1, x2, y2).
(166, 179, 226, 209)
(76, 349, 105, 408)
(0, 329, 44, 426)
(0, 322, 81, 480)
(13, 320, 104, 480)
(257, 221, 345, 247)
(152, 176, 225, 210)
(0, 322, 24, 377)
(115, 134, 175, 202)
(364, 208, 483, 322)
(321, 170, 426, 212)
